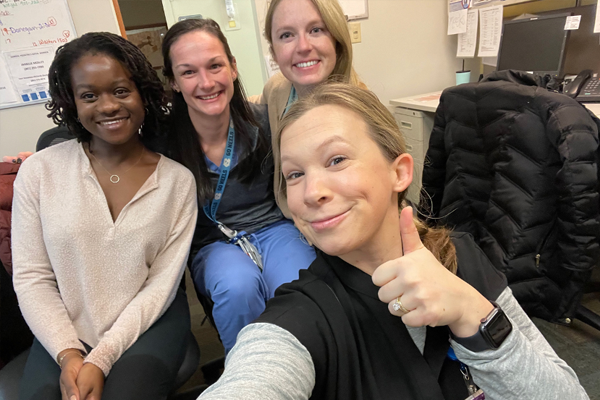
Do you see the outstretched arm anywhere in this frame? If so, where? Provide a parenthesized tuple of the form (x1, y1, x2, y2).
(200, 323, 315, 400)
(453, 287, 589, 400)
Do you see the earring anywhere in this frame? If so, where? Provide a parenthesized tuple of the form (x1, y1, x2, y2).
(139, 108, 147, 136)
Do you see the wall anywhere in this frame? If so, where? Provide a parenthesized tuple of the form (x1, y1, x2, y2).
(161, 0, 267, 97)
(351, 0, 466, 107)
(0, 0, 121, 156)
(254, 0, 270, 63)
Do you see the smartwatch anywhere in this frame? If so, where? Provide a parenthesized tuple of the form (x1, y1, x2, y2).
(451, 301, 513, 352)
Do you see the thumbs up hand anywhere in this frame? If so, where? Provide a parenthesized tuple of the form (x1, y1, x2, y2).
(372, 207, 493, 337)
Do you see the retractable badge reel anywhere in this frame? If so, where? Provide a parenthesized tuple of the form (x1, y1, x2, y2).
(217, 225, 264, 272)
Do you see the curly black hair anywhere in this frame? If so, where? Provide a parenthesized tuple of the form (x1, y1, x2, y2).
(46, 32, 169, 151)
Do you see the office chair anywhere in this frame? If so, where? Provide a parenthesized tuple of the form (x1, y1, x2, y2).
(419, 70, 600, 330)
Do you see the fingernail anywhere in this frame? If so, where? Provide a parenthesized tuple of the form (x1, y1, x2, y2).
(71, 396, 77, 400)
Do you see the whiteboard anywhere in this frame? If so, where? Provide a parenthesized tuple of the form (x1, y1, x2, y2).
(339, 0, 368, 21)
(0, 0, 77, 110)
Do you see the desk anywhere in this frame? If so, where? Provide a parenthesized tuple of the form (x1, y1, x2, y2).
(389, 90, 599, 204)
(584, 103, 600, 118)
(389, 91, 600, 118)
(389, 91, 442, 113)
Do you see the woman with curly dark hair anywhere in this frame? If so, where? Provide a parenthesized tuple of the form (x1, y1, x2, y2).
(12, 32, 198, 400)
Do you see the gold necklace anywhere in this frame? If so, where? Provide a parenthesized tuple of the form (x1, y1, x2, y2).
(88, 145, 145, 184)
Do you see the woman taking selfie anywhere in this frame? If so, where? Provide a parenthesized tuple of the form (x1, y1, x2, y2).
(199, 83, 588, 400)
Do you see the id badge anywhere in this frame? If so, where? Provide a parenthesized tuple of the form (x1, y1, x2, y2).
(465, 389, 485, 400)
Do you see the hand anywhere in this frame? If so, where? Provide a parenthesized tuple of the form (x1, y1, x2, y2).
(76, 363, 105, 400)
(372, 207, 494, 337)
(59, 351, 84, 400)
(2, 152, 33, 163)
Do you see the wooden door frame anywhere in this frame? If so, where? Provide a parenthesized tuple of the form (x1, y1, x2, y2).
(112, 0, 128, 38)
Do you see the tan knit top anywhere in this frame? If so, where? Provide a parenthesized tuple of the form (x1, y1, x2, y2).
(12, 140, 197, 376)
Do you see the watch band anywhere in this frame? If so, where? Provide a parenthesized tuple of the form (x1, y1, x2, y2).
(451, 301, 513, 352)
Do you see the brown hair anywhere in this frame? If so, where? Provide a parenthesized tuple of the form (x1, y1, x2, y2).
(264, 0, 363, 87)
(276, 82, 457, 273)
(161, 18, 269, 201)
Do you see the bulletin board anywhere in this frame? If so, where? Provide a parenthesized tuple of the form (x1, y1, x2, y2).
(339, 0, 368, 21)
(0, 0, 77, 110)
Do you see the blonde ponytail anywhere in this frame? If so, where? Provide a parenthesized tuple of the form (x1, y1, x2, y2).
(413, 215, 457, 274)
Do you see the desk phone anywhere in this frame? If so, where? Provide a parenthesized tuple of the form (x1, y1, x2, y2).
(565, 70, 600, 102)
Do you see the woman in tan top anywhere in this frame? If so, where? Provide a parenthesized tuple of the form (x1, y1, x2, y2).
(12, 32, 197, 400)
(256, 0, 365, 217)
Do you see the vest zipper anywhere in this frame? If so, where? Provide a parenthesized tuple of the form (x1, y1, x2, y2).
(535, 220, 556, 268)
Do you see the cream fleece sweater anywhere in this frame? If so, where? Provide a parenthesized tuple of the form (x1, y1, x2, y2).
(12, 140, 197, 376)
(251, 72, 293, 219)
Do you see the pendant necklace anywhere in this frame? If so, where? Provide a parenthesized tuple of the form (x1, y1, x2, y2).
(88, 145, 145, 184)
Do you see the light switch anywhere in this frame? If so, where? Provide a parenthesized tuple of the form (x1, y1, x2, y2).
(225, 19, 241, 31)
(349, 22, 361, 44)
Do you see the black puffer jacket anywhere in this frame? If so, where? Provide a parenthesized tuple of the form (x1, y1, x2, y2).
(420, 71, 599, 322)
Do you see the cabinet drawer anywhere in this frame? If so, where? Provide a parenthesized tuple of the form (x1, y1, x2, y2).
(394, 112, 425, 143)
(404, 136, 425, 160)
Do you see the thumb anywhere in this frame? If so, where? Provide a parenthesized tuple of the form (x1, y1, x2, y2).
(400, 206, 424, 255)
(64, 379, 79, 400)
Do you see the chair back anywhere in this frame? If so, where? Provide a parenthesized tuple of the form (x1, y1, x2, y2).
(36, 126, 73, 152)
(420, 76, 600, 321)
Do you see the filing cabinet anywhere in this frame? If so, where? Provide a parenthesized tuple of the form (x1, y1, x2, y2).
(393, 107, 434, 204)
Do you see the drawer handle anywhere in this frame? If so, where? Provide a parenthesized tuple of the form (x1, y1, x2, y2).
(406, 144, 413, 151)
(401, 121, 412, 129)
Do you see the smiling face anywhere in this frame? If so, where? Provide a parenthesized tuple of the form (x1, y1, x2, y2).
(71, 54, 145, 148)
(270, 0, 337, 93)
(168, 30, 237, 120)
(281, 104, 413, 259)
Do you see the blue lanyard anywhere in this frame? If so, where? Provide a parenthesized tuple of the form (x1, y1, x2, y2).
(447, 347, 482, 398)
(203, 118, 235, 224)
(282, 85, 298, 117)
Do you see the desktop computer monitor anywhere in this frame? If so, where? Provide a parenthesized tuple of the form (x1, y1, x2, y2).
(497, 13, 570, 77)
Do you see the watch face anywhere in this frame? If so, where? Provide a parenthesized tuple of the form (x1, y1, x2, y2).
(482, 308, 512, 348)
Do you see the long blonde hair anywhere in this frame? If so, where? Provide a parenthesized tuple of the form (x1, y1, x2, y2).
(277, 82, 457, 273)
(264, 0, 363, 87)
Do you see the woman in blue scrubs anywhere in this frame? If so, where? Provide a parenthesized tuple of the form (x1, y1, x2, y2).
(161, 18, 315, 354)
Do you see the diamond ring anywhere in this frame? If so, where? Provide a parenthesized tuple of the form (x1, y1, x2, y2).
(392, 296, 410, 313)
